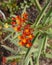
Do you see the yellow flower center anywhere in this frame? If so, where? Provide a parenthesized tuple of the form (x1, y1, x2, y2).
(28, 35, 32, 38)
(25, 29, 29, 33)
(22, 38, 26, 43)
(13, 26, 17, 31)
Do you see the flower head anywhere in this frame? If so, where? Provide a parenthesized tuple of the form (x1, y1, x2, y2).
(13, 25, 21, 32)
(11, 12, 34, 48)
(23, 12, 28, 20)
(28, 34, 34, 40)
(2, 56, 6, 63)
(11, 21, 16, 27)
(19, 41, 26, 46)
(11, 61, 17, 65)
(26, 42, 32, 48)
(12, 17, 16, 21)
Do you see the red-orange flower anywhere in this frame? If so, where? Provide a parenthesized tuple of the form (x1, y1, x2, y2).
(11, 61, 17, 65)
(23, 28, 31, 36)
(24, 24, 30, 29)
(18, 34, 26, 40)
(17, 25, 22, 31)
(26, 42, 32, 48)
(18, 24, 34, 48)
(16, 16, 26, 25)
(20, 18, 25, 23)
(22, 38, 27, 43)
(13, 26, 17, 31)
(13, 25, 22, 32)
(11, 21, 16, 27)
(15, 16, 21, 25)
(12, 17, 16, 21)
(28, 34, 34, 40)
(2, 56, 6, 63)
(16, 19, 21, 25)
(19, 41, 26, 46)
(11, 12, 34, 48)
(23, 12, 28, 20)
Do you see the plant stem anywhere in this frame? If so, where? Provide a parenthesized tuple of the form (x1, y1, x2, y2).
(34, 0, 42, 12)
(31, 0, 51, 28)
(0, 10, 6, 20)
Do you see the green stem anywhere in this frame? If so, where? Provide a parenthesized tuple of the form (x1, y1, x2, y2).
(6, 55, 21, 61)
(31, 0, 51, 28)
(1, 45, 18, 55)
(36, 36, 46, 65)
(43, 36, 48, 53)
(34, 0, 42, 11)
(42, 7, 52, 25)
(21, 5, 28, 17)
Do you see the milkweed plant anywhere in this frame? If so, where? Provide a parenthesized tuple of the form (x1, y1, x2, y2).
(0, 0, 52, 65)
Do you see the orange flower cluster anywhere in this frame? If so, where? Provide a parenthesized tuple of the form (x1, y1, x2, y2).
(18, 24, 34, 48)
(11, 12, 28, 31)
(11, 12, 34, 48)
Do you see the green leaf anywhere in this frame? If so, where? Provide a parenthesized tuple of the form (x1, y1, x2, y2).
(47, 44, 52, 49)
(3, 27, 15, 32)
(42, 7, 52, 25)
(4, 33, 13, 41)
(0, 21, 4, 25)
(31, 0, 51, 28)
(6, 55, 22, 61)
(34, 0, 42, 11)
(45, 53, 52, 59)
(30, 58, 33, 65)
(24, 56, 30, 65)
(43, 36, 48, 53)
(1, 45, 18, 55)
(11, 32, 21, 41)
(35, 36, 46, 65)
(9, 36, 20, 46)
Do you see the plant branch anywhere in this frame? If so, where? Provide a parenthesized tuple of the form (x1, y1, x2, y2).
(0, 10, 6, 20)
(31, 0, 51, 28)
(34, 0, 42, 11)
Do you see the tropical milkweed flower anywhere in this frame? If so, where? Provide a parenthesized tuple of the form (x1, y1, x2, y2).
(11, 61, 17, 65)
(18, 24, 34, 48)
(11, 12, 34, 48)
(28, 34, 34, 40)
(26, 42, 32, 48)
(2, 56, 6, 63)
(19, 41, 26, 46)
(11, 21, 16, 27)
(22, 12, 28, 20)
(12, 17, 16, 21)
